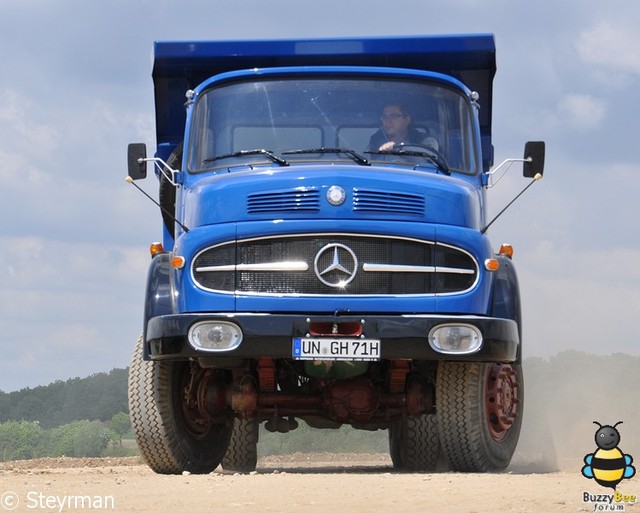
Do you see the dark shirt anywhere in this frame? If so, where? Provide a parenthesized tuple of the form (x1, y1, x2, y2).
(367, 127, 429, 152)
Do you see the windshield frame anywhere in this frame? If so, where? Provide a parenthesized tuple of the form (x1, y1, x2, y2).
(185, 67, 481, 176)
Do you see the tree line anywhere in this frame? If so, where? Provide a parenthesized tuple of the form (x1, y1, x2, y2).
(0, 368, 128, 428)
(0, 413, 132, 462)
(0, 369, 131, 462)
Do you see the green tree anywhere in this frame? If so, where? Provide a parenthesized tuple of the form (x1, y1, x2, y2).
(16, 396, 45, 421)
(40, 420, 112, 458)
(0, 367, 130, 428)
(0, 392, 10, 422)
(0, 421, 42, 461)
(109, 412, 131, 446)
(73, 421, 112, 457)
(39, 422, 77, 457)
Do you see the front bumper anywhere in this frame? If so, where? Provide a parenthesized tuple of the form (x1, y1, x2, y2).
(145, 313, 519, 362)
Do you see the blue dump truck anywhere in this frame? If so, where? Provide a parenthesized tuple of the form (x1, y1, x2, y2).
(127, 34, 545, 474)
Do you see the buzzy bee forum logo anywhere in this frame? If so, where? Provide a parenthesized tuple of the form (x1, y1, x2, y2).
(581, 421, 637, 511)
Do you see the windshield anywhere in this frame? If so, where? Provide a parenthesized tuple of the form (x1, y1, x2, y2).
(187, 76, 479, 174)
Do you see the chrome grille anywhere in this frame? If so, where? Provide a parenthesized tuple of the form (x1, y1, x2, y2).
(192, 234, 478, 296)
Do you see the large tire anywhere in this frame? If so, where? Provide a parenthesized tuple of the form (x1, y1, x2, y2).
(159, 144, 181, 238)
(222, 417, 259, 472)
(436, 362, 523, 472)
(388, 420, 403, 468)
(128, 334, 232, 474)
(388, 414, 439, 471)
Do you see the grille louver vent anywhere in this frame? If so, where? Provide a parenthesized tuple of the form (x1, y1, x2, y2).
(247, 187, 425, 216)
(353, 189, 425, 216)
(247, 189, 320, 213)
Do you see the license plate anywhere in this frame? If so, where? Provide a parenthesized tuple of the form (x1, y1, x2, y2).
(292, 337, 381, 361)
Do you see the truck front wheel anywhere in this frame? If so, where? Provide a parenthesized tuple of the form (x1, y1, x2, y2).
(388, 414, 439, 471)
(222, 417, 259, 472)
(436, 361, 523, 472)
(128, 335, 232, 474)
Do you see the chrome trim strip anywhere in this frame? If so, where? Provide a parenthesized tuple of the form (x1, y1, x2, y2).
(363, 263, 436, 273)
(196, 261, 309, 273)
(436, 267, 476, 275)
(362, 263, 475, 274)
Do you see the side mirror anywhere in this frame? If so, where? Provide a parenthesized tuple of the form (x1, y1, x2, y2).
(523, 141, 545, 178)
(128, 143, 147, 180)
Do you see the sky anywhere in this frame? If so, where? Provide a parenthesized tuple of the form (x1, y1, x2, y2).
(0, 0, 639, 392)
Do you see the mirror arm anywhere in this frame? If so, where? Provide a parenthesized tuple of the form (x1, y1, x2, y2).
(139, 157, 181, 186)
(484, 157, 532, 188)
(481, 172, 542, 234)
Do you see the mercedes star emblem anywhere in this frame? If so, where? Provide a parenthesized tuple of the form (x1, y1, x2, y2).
(314, 243, 358, 288)
(326, 185, 346, 206)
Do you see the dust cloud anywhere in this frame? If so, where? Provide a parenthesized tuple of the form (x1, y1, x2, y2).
(513, 351, 640, 473)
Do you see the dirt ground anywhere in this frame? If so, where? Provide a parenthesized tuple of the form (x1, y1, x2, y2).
(0, 454, 623, 513)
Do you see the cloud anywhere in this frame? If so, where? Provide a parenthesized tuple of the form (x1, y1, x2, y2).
(2, 0, 640, 392)
(511, 92, 608, 153)
(577, 22, 640, 82)
(556, 93, 606, 131)
(0, 89, 59, 166)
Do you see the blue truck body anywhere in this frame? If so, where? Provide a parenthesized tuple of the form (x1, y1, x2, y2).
(127, 34, 544, 474)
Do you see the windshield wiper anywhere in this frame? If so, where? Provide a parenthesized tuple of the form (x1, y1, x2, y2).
(366, 146, 450, 175)
(282, 148, 370, 166)
(203, 149, 289, 166)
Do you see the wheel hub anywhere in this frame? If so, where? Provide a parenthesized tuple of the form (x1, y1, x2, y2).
(180, 366, 229, 439)
(181, 368, 214, 439)
(485, 363, 520, 442)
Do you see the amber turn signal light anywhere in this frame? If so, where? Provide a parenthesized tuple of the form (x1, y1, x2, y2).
(149, 242, 165, 257)
(484, 258, 500, 272)
(172, 256, 186, 269)
(499, 244, 514, 259)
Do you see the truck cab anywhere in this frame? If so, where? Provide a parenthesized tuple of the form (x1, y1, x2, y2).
(127, 34, 544, 474)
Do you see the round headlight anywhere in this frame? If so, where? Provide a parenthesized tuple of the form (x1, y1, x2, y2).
(428, 324, 482, 354)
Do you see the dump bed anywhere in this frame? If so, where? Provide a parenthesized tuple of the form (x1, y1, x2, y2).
(151, 34, 496, 160)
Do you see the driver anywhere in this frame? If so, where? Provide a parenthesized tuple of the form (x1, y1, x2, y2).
(368, 103, 438, 152)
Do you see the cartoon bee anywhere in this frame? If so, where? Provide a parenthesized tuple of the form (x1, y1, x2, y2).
(582, 421, 636, 489)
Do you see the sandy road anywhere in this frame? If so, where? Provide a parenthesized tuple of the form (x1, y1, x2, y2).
(0, 455, 626, 513)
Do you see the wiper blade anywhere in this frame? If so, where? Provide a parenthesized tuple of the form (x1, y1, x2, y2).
(365, 146, 450, 175)
(203, 149, 289, 166)
(282, 147, 370, 166)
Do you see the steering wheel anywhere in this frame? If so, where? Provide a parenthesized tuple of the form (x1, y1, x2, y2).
(394, 142, 447, 162)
